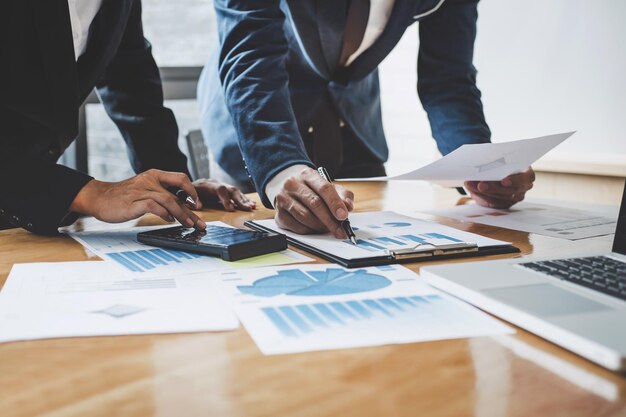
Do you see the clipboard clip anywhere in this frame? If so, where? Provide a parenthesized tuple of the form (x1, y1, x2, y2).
(386, 241, 479, 260)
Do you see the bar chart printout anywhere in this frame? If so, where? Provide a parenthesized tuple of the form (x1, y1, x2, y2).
(68, 223, 311, 277)
(252, 211, 510, 260)
(107, 246, 204, 273)
(217, 264, 513, 355)
(353, 232, 464, 252)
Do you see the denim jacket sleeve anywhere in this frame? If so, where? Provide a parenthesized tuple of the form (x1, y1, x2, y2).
(418, 0, 491, 155)
(213, 0, 315, 208)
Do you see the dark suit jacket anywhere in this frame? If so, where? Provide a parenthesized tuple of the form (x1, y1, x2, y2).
(199, 0, 491, 208)
(0, 0, 189, 234)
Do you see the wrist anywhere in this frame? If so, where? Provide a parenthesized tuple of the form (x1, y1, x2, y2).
(69, 179, 105, 215)
(265, 164, 311, 208)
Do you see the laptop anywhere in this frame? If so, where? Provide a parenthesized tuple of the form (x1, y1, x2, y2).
(421, 183, 626, 371)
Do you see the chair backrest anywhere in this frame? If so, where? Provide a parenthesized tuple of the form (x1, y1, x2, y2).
(185, 129, 211, 180)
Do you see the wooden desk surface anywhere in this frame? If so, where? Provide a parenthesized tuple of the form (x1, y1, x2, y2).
(1, 182, 624, 417)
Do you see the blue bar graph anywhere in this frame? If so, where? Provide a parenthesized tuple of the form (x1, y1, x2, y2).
(329, 301, 357, 319)
(262, 295, 443, 338)
(380, 298, 404, 312)
(123, 251, 155, 270)
(354, 239, 386, 252)
(136, 250, 167, 265)
(278, 306, 312, 334)
(296, 305, 328, 328)
(399, 234, 427, 244)
(262, 307, 298, 337)
(106, 248, 204, 273)
(347, 232, 465, 251)
(373, 237, 407, 246)
(313, 303, 344, 325)
(424, 233, 463, 243)
(363, 299, 392, 317)
(347, 301, 373, 318)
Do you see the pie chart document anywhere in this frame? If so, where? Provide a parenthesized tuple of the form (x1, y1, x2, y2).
(216, 264, 513, 355)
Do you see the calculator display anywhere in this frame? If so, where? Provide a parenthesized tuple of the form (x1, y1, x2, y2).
(158, 225, 269, 247)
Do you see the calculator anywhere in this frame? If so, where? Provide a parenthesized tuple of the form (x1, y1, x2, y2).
(137, 225, 287, 261)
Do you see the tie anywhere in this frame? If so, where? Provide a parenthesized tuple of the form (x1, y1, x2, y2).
(339, 0, 371, 66)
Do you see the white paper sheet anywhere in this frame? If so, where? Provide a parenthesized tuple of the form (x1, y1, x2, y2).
(68, 221, 312, 277)
(0, 262, 239, 343)
(215, 264, 513, 355)
(425, 202, 617, 240)
(340, 132, 574, 185)
(253, 211, 510, 260)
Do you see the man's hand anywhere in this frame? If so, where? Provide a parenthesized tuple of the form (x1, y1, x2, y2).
(192, 179, 256, 212)
(464, 167, 536, 209)
(273, 167, 354, 238)
(71, 169, 207, 228)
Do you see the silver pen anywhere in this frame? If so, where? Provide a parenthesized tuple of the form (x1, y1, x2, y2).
(317, 167, 357, 245)
(169, 187, 197, 208)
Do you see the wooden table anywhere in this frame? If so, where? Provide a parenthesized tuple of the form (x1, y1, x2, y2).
(1, 182, 624, 417)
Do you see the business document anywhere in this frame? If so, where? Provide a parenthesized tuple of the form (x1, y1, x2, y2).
(0, 262, 239, 343)
(251, 211, 511, 261)
(215, 264, 512, 355)
(69, 221, 312, 277)
(426, 202, 617, 240)
(340, 132, 574, 185)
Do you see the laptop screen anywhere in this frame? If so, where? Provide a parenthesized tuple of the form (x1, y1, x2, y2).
(613, 183, 626, 255)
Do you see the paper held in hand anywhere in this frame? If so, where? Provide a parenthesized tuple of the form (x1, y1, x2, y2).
(339, 131, 575, 186)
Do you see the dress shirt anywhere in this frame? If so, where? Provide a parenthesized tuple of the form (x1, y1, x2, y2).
(265, 0, 395, 207)
(345, 0, 395, 66)
(68, 0, 104, 60)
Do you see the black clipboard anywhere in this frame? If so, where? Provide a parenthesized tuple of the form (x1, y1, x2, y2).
(244, 221, 520, 268)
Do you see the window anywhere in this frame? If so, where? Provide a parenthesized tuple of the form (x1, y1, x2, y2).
(83, 0, 216, 181)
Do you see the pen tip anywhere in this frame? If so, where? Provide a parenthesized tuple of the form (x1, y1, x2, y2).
(350, 236, 357, 245)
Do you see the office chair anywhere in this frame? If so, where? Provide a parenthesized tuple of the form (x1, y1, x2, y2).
(185, 129, 211, 181)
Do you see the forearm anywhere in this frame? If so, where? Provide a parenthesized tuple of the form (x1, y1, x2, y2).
(265, 164, 310, 208)
(214, 0, 312, 206)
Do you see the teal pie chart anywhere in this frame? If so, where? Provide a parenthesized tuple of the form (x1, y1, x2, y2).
(237, 268, 392, 297)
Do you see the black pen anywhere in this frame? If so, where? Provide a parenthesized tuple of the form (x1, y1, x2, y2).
(168, 187, 197, 208)
(317, 167, 357, 245)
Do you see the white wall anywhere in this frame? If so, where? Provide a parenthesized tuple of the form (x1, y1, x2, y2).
(379, 0, 626, 176)
(379, 25, 435, 176)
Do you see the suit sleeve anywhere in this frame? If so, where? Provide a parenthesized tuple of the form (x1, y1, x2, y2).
(0, 1, 94, 235)
(95, 0, 190, 176)
(213, 0, 315, 208)
(0, 140, 93, 235)
(417, 0, 491, 155)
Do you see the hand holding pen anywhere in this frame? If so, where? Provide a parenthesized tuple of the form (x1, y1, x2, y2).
(70, 169, 207, 230)
(272, 166, 355, 239)
(70, 170, 255, 230)
(317, 167, 358, 245)
(168, 187, 198, 208)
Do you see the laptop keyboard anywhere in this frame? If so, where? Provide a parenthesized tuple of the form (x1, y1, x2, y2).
(520, 256, 626, 302)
